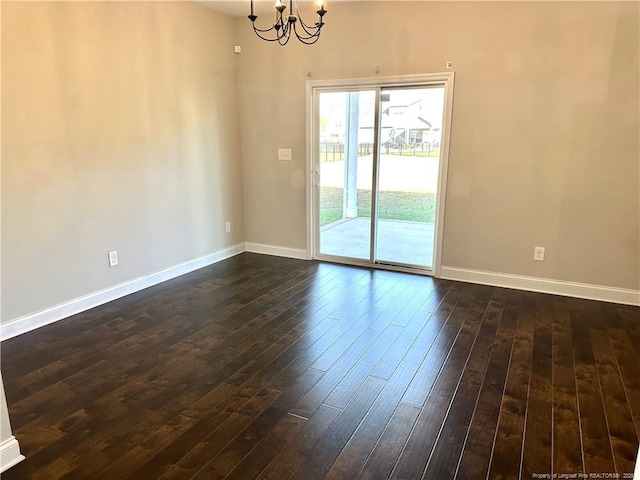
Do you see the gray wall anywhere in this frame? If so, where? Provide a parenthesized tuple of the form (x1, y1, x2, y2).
(2, 1, 638, 326)
(238, 1, 639, 290)
(2, 2, 244, 322)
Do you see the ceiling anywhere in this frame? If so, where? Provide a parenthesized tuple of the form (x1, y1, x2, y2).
(196, 0, 373, 18)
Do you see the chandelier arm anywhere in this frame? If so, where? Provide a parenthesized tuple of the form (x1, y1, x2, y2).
(296, 37, 320, 45)
(278, 29, 292, 46)
(294, 30, 321, 45)
(250, 21, 284, 34)
(252, 30, 284, 42)
(296, 26, 320, 39)
(251, 22, 289, 42)
(252, 24, 281, 33)
(296, 12, 321, 31)
(292, 21, 321, 40)
(295, 11, 325, 39)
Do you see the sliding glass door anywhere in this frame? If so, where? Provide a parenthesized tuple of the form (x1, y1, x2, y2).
(311, 74, 453, 274)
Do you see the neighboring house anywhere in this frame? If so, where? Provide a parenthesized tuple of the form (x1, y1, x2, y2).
(381, 98, 441, 147)
(320, 90, 444, 150)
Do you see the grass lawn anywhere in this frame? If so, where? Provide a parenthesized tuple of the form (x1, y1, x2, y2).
(320, 187, 436, 227)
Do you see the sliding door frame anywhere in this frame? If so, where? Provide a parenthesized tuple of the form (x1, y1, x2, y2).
(306, 72, 455, 277)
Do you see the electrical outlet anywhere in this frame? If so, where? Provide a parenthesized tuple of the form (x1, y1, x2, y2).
(225, 221, 231, 234)
(533, 247, 545, 262)
(108, 251, 119, 267)
(278, 148, 292, 161)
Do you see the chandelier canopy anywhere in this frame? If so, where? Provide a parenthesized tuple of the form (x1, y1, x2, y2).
(248, 0, 327, 46)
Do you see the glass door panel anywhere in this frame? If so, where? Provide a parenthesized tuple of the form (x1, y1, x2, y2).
(375, 87, 445, 269)
(318, 90, 376, 260)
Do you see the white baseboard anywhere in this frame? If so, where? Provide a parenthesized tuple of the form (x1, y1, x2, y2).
(0, 436, 24, 474)
(245, 242, 309, 260)
(440, 266, 640, 306)
(0, 243, 246, 341)
(4, 251, 634, 341)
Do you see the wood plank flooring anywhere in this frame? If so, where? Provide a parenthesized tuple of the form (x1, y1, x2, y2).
(1, 253, 638, 479)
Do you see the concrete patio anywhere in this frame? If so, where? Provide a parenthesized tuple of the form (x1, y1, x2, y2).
(320, 217, 435, 269)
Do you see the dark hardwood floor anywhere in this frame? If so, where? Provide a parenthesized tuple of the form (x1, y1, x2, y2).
(1, 253, 638, 479)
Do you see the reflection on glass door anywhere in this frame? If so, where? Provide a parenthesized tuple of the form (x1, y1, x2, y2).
(318, 90, 375, 260)
(375, 87, 445, 269)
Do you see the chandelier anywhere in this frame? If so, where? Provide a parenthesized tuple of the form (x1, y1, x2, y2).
(248, 0, 327, 46)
